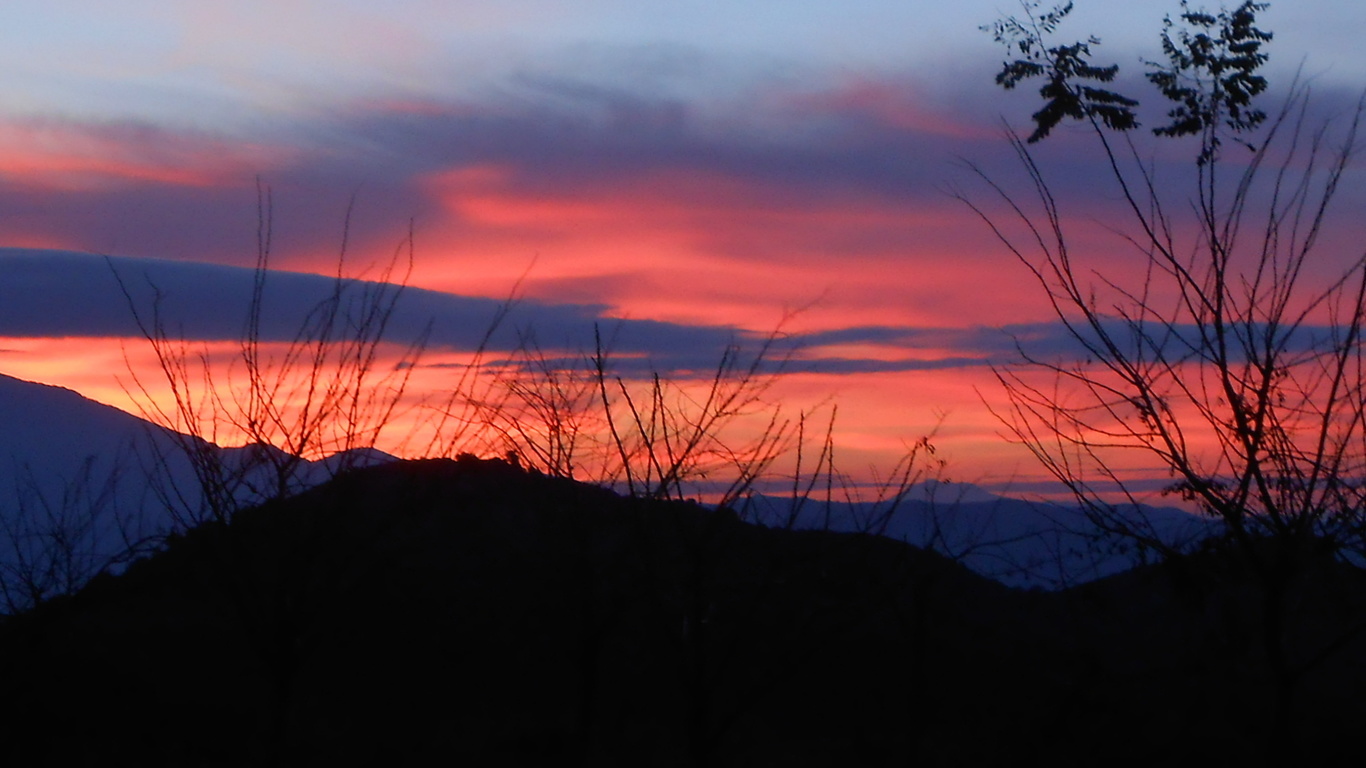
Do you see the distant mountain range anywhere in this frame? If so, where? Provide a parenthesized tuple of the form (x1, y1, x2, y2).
(740, 485, 1211, 589)
(0, 371, 1207, 601)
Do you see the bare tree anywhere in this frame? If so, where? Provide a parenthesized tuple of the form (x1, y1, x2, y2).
(464, 322, 804, 508)
(592, 326, 802, 507)
(112, 183, 428, 528)
(969, 0, 1366, 757)
(479, 330, 606, 480)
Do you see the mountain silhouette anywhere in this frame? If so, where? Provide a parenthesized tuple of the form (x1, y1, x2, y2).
(2, 455, 1364, 766)
(2, 370, 1207, 595)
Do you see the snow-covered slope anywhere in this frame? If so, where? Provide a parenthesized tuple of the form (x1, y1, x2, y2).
(0, 373, 395, 610)
(0, 373, 185, 608)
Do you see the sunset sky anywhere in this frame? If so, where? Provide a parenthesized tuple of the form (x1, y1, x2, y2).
(2, 1, 1364, 496)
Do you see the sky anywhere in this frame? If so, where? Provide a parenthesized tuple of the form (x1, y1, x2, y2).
(2, 1, 1365, 497)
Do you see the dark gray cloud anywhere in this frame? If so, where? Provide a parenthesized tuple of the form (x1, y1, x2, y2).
(785, 322, 1080, 371)
(2, 249, 1348, 379)
(0, 248, 759, 368)
(0, 69, 1002, 269)
(3, 62, 1363, 277)
(3, 64, 1362, 382)
(0, 248, 1017, 377)
(331, 76, 983, 202)
(785, 315, 1350, 376)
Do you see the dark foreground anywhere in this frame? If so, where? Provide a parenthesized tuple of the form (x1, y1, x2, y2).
(3, 457, 1365, 766)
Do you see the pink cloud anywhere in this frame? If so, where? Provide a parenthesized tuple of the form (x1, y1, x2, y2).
(0, 119, 290, 191)
(781, 77, 997, 140)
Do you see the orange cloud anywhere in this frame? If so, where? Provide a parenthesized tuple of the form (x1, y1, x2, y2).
(406, 159, 1058, 332)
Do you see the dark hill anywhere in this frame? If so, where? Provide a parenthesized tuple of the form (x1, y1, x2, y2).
(2, 457, 1365, 766)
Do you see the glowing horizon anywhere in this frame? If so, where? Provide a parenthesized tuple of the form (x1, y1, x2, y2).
(3, 1, 1365, 503)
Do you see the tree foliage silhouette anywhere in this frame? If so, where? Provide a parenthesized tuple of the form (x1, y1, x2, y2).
(971, 1, 1366, 759)
(982, 1, 1138, 142)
